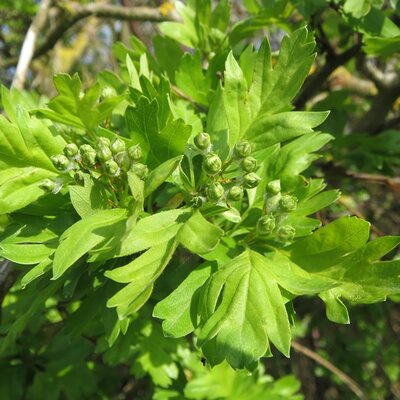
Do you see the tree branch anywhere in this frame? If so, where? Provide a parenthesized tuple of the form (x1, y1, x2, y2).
(351, 79, 400, 134)
(1, 2, 174, 70)
(292, 340, 369, 400)
(295, 42, 362, 109)
(12, 0, 52, 89)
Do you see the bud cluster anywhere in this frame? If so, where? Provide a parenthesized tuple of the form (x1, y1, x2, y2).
(255, 179, 299, 243)
(40, 136, 148, 193)
(190, 136, 261, 208)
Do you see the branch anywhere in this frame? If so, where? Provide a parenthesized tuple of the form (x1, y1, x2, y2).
(295, 42, 362, 109)
(351, 79, 400, 134)
(0, 260, 19, 322)
(291, 340, 369, 400)
(12, 0, 52, 89)
(1, 2, 174, 70)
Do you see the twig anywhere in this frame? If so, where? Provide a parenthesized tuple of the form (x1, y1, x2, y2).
(291, 340, 369, 400)
(1, 2, 175, 70)
(295, 42, 362, 108)
(12, 0, 52, 89)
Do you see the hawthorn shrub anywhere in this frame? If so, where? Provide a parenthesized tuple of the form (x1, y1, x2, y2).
(0, 1, 399, 399)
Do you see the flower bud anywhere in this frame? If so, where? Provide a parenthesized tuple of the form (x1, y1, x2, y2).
(102, 87, 116, 99)
(257, 215, 276, 235)
(51, 155, 70, 171)
(130, 162, 148, 179)
(227, 185, 244, 201)
(63, 143, 79, 158)
(39, 179, 56, 192)
(127, 144, 142, 161)
(194, 132, 211, 150)
(104, 159, 119, 176)
(80, 144, 95, 155)
(243, 172, 261, 189)
(234, 140, 252, 158)
(114, 151, 130, 170)
(82, 151, 97, 167)
(267, 179, 281, 195)
(97, 146, 113, 162)
(74, 171, 85, 184)
(97, 137, 111, 148)
(110, 138, 126, 154)
(277, 225, 296, 242)
(203, 153, 222, 175)
(280, 195, 298, 212)
(241, 156, 257, 172)
(206, 182, 224, 202)
(190, 195, 205, 208)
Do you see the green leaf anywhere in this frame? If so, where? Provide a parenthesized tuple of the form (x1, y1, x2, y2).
(176, 51, 212, 105)
(132, 322, 181, 388)
(0, 107, 64, 213)
(364, 35, 400, 57)
(144, 156, 183, 197)
(267, 132, 333, 178)
(0, 280, 62, 354)
(198, 249, 291, 368)
(126, 98, 191, 168)
(321, 236, 400, 303)
(159, 2, 198, 48)
(222, 52, 252, 147)
(117, 209, 191, 257)
(244, 111, 329, 150)
(106, 239, 177, 313)
(69, 174, 109, 218)
(153, 36, 183, 83)
(35, 73, 124, 130)
(261, 250, 336, 296)
(153, 263, 213, 337)
(0, 242, 55, 265)
(288, 217, 371, 271)
(178, 211, 224, 255)
(250, 27, 316, 115)
(319, 291, 350, 324)
(53, 208, 126, 279)
(20, 259, 52, 288)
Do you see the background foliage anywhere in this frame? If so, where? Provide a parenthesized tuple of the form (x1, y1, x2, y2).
(0, 1, 399, 399)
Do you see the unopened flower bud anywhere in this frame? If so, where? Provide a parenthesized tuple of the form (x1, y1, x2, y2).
(280, 195, 298, 212)
(102, 87, 116, 99)
(194, 132, 211, 150)
(104, 159, 119, 176)
(127, 144, 142, 161)
(203, 153, 222, 175)
(114, 151, 130, 170)
(243, 172, 261, 189)
(130, 162, 148, 179)
(97, 137, 111, 148)
(234, 140, 252, 158)
(267, 179, 281, 195)
(190, 195, 205, 208)
(277, 225, 296, 242)
(206, 182, 224, 202)
(80, 144, 95, 155)
(82, 151, 97, 167)
(74, 171, 85, 184)
(257, 215, 275, 235)
(63, 143, 79, 158)
(97, 146, 113, 162)
(51, 155, 70, 171)
(241, 156, 257, 172)
(227, 186, 244, 201)
(39, 179, 56, 192)
(111, 138, 126, 154)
